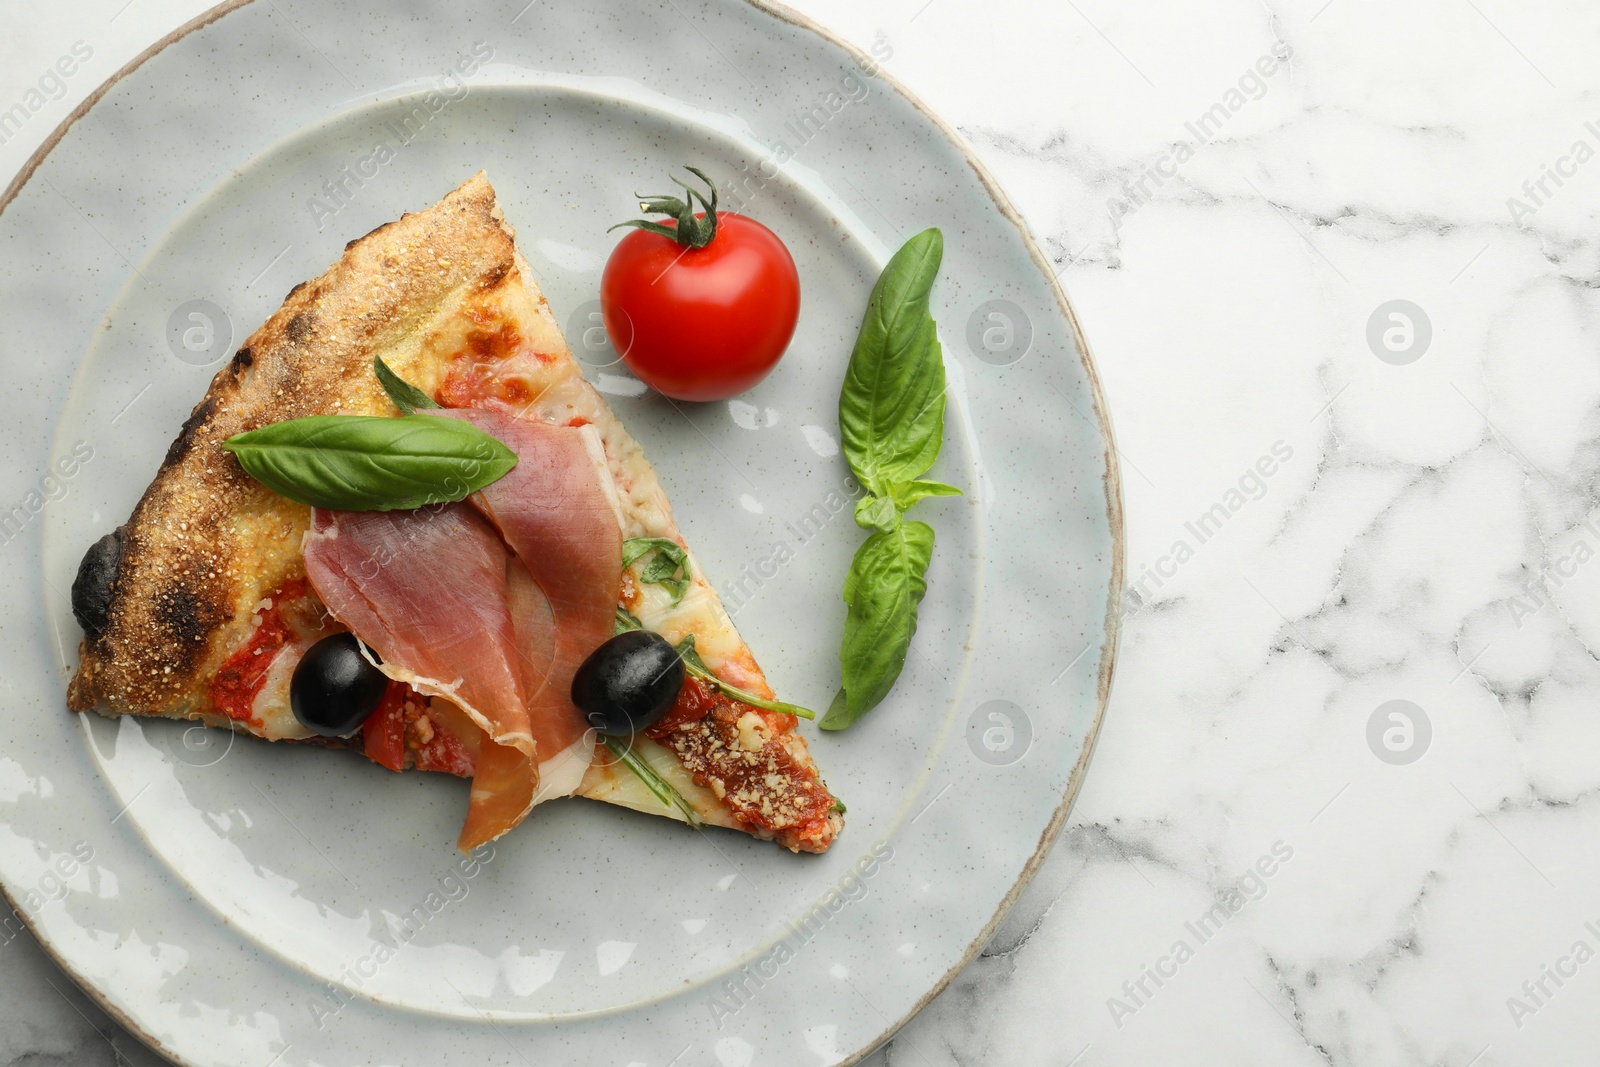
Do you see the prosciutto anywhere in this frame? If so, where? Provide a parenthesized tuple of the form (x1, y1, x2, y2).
(303, 503, 538, 849)
(302, 413, 622, 850)
(438, 409, 622, 802)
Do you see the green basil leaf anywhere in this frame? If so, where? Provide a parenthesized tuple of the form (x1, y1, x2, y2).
(622, 536, 692, 603)
(830, 232, 956, 731)
(222, 415, 517, 511)
(821, 520, 935, 731)
(853, 495, 898, 534)
(889, 479, 963, 511)
(676, 635, 815, 720)
(826, 687, 848, 722)
(838, 228, 946, 495)
(374, 356, 439, 415)
(615, 607, 644, 635)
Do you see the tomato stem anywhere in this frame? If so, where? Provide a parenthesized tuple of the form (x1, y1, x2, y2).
(607, 165, 719, 249)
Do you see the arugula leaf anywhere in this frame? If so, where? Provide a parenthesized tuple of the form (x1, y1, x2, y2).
(822, 520, 935, 730)
(676, 635, 816, 720)
(622, 537, 692, 603)
(673, 633, 713, 674)
(223, 415, 516, 511)
(615, 609, 816, 720)
(374, 356, 439, 415)
(603, 737, 704, 828)
(838, 228, 947, 496)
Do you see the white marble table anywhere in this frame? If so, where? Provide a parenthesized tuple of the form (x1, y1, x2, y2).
(4, 1, 1595, 1063)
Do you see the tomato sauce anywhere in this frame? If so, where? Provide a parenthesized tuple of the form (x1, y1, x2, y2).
(411, 712, 476, 777)
(437, 363, 536, 408)
(362, 684, 477, 777)
(648, 676, 829, 838)
(435, 311, 551, 409)
(646, 675, 721, 738)
(649, 676, 798, 739)
(361, 683, 409, 771)
(207, 579, 308, 727)
(464, 313, 523, 361)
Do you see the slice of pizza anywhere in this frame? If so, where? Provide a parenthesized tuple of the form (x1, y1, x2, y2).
(67, 173, 842, 854)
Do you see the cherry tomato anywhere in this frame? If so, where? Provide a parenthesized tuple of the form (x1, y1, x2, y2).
(601, 170, 800, 402)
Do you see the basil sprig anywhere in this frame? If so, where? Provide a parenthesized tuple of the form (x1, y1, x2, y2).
(822, 229, 961, 731)
(223, 414, 516, 511)
(622, 536, 692, 603)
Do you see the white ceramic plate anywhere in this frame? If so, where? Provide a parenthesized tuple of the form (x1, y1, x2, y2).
(0, 1, 1121, 1063)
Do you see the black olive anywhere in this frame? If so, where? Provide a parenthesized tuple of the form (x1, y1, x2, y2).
(290, 633, 389, 737)
(71, 529, 125, 639)
(570, 631, 684, 737)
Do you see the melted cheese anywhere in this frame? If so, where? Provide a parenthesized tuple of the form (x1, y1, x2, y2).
(576, 736, 741, 830)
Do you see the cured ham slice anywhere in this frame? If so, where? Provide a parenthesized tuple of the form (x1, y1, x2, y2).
(303, 413, 623, 849)
(302, 502, 538, 850)
(437, 409, 623, 803)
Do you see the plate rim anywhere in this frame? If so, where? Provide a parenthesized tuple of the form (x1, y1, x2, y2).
(0, 1, 1126, 1062)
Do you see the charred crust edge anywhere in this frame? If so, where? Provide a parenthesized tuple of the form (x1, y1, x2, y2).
(151, 583, 226, 665)
(285, 312, 315, 344)
(70, 527, 126, 642)
(348, 219, 396, 250)
(160, 395, 218, 470)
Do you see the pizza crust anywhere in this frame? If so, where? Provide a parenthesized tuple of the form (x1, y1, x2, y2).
(69, 174, 518, 715)
(67, 172, 842, 852)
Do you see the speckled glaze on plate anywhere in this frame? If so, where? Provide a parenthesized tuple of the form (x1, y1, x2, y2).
(0, 1, 1121, 1063)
